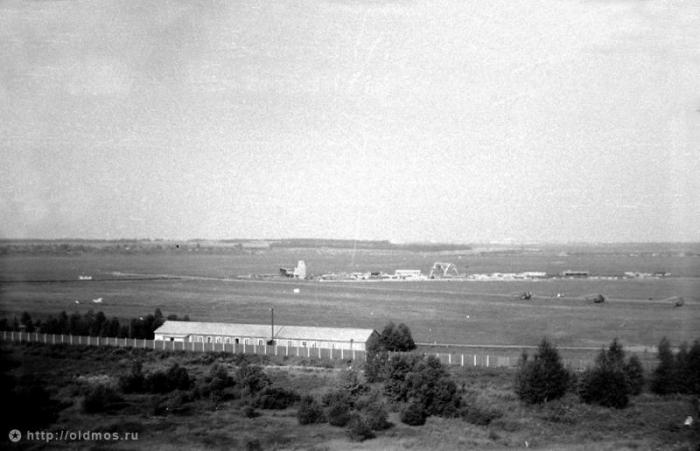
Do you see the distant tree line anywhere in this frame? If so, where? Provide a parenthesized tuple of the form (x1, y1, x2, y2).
(514, 336, 700, 410)
(0, 309, 189, 340)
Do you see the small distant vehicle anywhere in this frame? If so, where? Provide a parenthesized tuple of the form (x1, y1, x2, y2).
(520, 292, 533, 300)
(674, 297, 684, 307)
(590, 294, 606, 304)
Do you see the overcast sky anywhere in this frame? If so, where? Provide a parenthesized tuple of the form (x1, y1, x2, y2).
(1, 0, 698, 243)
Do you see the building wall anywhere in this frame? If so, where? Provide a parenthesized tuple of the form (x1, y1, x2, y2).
(155, 333, 367, 350)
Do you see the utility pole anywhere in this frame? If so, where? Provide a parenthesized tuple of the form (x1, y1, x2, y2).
(270, 307, 274, 345)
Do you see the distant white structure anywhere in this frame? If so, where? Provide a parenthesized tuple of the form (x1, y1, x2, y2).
(92, 297, 103, 303)
(279, 260, 308, 279)
(78, 275, 92, 281)
(429, 262, 460, 278)
(394, 269, 425, 280)
(154, 320, 377, 351)
(293, 260, 307, 279)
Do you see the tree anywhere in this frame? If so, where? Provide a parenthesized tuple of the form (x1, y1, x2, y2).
(624, 355, 645, 396)
(379, 322, 416, 352)
(20, 312, 34, 333)
(515, 338, 569, 404)
(651, 337, 676, 394)
(687, 341, 700, 395)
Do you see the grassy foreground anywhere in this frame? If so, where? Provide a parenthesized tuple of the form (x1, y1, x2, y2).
(1, 342, 699, 450)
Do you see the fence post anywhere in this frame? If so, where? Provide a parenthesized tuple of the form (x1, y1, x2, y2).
(254, 343, 257, 354)
(448, 354, 452, 365)
(486, 355, 490, 367)
(341, 348, 344, 359)
(473, 355, 477, 367)
(307, 347, 310, 358)
(461, 354, 464, 367)
(352, 349, 356, 360)
(318, 347, 321, 359)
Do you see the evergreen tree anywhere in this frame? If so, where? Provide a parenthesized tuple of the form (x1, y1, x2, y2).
(515, 338, 569, 404)
(651, 337, 676, 394)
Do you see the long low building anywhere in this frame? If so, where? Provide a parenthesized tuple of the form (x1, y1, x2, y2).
(153, 320, 377, 351)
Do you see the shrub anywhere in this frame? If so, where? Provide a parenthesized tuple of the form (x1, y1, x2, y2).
(297, 395, 324, 425)
(242, 405, 260, 418)
(400, 401, 427, 426)
(118, 360, 145, 393)
(322, 389, 354, 410)
(336, 369, 368, 397)
(254, 387, 300, 410)
(363, 401, 391, 431)
(461, 403, 503, 426)
(144, 363, 192, 394)
(346, 415, 376, 442)
(364, 350, 389, 383)
(82, 385, 124, 414)
(236, 363, 271, 394)
(578, 366, 629, 409)
(404, 356, 460, 417)
(515, 338, 569, 404)
(326, 403, 353, 427)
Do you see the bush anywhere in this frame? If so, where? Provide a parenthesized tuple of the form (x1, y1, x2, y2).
(242, 405, 260, 418)
(336, 369, 368, 397)
(578, 366, 629, 409)
(515, 338, 569, 404)
(346, 415, 376, 441)
(461, 403, 503, 426)
(404, 356, 460, 417)
(118, 360, 145, 393)
(364, 350, 389, 383)
(254, 387, 300, 410)
(297, 395, 325, 425)
(144, 363, 192, 394)
(400, 401, 427, 426)
(363, 401, 391, 431)
(236, 363, 271, 394)
(327, 403, 353, 427)
(82, 385, 124, 414)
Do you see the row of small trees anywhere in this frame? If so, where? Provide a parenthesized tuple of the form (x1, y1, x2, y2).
(515, 337, 700, 409)
(0, 309, 188, 340)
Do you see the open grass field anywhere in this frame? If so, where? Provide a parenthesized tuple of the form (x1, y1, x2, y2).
(1, 247, 699, 355)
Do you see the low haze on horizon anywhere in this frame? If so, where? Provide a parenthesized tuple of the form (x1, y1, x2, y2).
(1, 0, 699, 244)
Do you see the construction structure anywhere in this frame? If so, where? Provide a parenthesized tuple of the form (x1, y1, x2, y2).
(280, 260, 307, 279)
(154, 320, 376, 351)
(428, 262, 460, 279)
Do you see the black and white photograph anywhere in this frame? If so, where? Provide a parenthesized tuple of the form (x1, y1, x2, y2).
(1, 0, 699, 449)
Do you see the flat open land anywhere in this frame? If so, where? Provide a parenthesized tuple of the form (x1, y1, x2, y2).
(2, 246, 699, 353)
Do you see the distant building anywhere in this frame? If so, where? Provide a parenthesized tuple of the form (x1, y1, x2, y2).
(561, 270, 589, 278)
(153, 320, 377, 351)
(394, 269, 424, 280)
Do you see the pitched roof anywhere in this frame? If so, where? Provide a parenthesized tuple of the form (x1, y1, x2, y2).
(154, 320, 376, 343)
